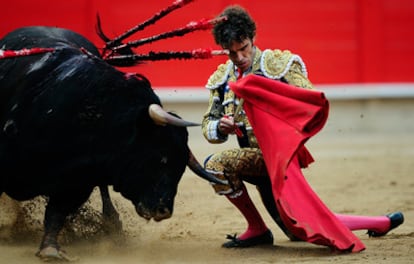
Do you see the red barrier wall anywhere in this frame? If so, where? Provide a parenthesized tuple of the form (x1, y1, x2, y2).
(2, 0, 414, 87)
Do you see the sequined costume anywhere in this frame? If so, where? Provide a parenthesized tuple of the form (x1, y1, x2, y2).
(202, 47, 312, 195)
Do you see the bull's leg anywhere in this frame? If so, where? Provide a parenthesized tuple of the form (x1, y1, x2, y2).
(99, 185, 122, 233)
(36, 191, 91, 262)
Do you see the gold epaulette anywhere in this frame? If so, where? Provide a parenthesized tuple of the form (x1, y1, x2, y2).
(205, 60, 233, 89)
(260, 49, 308, 79)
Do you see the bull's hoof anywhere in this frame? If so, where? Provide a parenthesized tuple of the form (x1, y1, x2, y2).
(36, 246, 79, 262)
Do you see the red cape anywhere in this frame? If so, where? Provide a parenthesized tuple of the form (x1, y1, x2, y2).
(230, 75, 365, 252)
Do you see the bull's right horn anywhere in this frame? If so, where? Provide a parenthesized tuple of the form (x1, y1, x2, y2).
(148, 104, 200, 127)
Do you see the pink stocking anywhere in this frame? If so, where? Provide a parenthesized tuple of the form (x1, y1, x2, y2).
(225, 185, 269, 240)
(335, 213, 390, 233)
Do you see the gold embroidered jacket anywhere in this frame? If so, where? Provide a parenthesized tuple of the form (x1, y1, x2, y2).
(202, 47, 313, 147)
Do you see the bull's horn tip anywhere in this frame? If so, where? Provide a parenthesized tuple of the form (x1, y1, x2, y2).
(187, 122, 201, 127)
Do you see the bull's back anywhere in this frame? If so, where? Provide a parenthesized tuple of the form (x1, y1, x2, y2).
(2, 26, 105, 106)
(0, 26, 99, 55)
(0, 26, 101, 114)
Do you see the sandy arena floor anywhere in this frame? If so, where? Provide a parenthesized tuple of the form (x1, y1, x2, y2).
(0, 100, 413, 264)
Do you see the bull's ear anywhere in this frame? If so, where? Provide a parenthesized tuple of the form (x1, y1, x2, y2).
(148, 104, 200, 127)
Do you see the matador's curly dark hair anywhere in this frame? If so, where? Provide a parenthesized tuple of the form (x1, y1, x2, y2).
(212, 5, 256, 48)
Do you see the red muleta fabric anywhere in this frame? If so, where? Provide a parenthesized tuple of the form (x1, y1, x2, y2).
(230, 75, 365, 253)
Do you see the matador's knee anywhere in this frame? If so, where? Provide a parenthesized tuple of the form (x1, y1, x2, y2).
(204, 152, 244, 195)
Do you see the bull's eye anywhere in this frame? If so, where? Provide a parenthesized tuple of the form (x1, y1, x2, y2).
(161, 157, 168, 164)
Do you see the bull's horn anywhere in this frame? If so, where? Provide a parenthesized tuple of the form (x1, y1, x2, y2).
(148, 104, 200, 127)
(187, 150, 228, 185)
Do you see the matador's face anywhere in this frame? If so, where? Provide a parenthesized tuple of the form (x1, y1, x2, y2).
(226, 38, 255, 73)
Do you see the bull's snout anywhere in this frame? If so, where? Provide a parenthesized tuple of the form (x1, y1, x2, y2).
(135, 202, 172, 222)
(153, 206, 172, 222)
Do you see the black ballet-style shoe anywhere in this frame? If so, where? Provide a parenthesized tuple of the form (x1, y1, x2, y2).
(367, 211, 404, 237)
(222, 229, 274, 248)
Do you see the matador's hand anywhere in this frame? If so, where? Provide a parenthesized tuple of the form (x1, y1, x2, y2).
(218, 116, 236, 135)
(219, 115, 243, 137)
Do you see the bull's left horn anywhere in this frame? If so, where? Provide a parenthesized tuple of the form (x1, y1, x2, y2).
(187, 150, 228, 185)
(148, 104, 199, 127)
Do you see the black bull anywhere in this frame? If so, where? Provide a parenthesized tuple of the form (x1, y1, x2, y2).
(0, 26, 224, 260)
